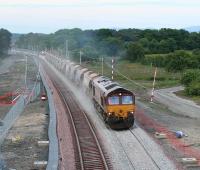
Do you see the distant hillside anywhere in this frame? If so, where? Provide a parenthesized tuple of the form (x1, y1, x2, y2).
(184, 26, 200, 32)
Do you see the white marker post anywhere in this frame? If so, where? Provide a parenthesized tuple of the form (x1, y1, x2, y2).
(111, 58, 114, 80)
(80, 50, 82, 65)
(66, 40, 68, 59)
(150, 67, 157, 103)
(25, 55, 28, 90)
(102, 57, 104, 75)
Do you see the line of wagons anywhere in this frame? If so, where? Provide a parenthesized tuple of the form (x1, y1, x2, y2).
(41, 52, 135, 129)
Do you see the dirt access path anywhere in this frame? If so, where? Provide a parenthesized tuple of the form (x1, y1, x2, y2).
(154, 86, 200, 119)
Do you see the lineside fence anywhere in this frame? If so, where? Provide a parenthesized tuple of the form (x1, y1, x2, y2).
(0, 81, 41, 144)
(0, 49, 59, 169)
(0, 50, 41, 169)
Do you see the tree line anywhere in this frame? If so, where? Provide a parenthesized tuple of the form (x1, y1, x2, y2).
(15, 28, 200, 58)
(142, 50, 200, 71)
(0, 28, 12, 58)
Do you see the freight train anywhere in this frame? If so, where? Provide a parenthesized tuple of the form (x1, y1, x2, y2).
(41, 52, 135, 129)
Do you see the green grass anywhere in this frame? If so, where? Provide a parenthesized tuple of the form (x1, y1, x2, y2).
(82, 59, 181, 92)
(145, 50, 193, 56)
(145, 53, 168, 57)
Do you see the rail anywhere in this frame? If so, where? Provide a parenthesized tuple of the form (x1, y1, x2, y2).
(129, 128, 161, 170)
(53, 79, 111, 170)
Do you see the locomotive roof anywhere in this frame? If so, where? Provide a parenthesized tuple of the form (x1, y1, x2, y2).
(105, 86, 133, 96)
(93, 76, 133, 96)
(74, 64, 80, 68)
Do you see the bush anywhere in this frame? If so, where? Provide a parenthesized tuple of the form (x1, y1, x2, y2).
(186, 81, 200, 96)
(166, 51, 193, 72)
(181, 69, 200, 96)
(181, 69, 200, 86)
(126, 43, 145, 62)
(192, 48, 200, 55)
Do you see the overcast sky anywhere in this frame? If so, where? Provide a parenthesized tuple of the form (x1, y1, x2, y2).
(0, 0, 200, 33)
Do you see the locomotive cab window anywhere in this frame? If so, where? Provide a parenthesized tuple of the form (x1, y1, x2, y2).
(122, 96, 133, 104)
(108, 96, 119, 105)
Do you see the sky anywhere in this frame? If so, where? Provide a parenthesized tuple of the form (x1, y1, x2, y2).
(0, 0, 200, 33)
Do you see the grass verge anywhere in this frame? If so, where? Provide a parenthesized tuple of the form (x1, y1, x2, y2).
(82, 59, 181, 92)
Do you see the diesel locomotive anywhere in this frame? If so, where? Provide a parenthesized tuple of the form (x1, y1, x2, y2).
(41, 52, 135, 129)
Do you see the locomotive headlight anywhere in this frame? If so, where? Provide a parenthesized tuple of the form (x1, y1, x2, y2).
(108, 112, 114, 116)
(130, 111, 134, 114)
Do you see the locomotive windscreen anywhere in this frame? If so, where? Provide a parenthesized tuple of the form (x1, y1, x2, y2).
(108, 95, 134, 105)
(108, 96, 119, 105)
(122, 96, 133, 104)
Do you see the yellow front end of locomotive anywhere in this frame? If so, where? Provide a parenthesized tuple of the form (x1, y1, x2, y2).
(106, 104, 135, 118)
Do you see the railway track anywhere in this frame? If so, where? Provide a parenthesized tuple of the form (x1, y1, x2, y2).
(52, 79, 111, 170)
(129, 127, 161, 170)
(110, 127, 162, 170)
(90, 96, 161, 169)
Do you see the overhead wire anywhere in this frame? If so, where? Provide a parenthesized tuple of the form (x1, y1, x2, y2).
(104, 61, 147, 90)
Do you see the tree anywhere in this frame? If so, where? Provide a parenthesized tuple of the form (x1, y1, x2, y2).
(159, 38, 176, 53)
(15, 27, 200, 60)
(149, 39, 159, 54)
(96, 29, 114, 40)
(138, 38, 150, 53)
(186, 80, 200, 96)
(0, 28, 12, 57)
(126, 43, 145, 62)
(181, 69, 200, 96)
(181, 69, 200, 86)
(99, 37, 123, 56)
(166, 51, 192, 72)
